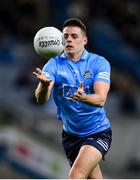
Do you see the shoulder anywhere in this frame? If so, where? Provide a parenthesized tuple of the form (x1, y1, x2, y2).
(44, 56, 59, 66)
(42, 57, 58, 71)
(43, 54, 65, 70)
(51, 54, 65, 64)
(89, 52, 110, 66)
(86, 52, 111, 75)
(89, 52, 109, 62)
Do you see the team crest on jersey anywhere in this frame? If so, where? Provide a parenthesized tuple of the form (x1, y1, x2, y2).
(83, 71, 92, 79)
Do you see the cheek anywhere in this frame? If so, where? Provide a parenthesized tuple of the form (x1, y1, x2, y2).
(75, 40, 85, 48)
(75, 43, 82, 50)
(75, 39, 84, 45)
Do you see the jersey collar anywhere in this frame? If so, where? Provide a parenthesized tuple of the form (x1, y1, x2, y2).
(60, 49, 89, 61)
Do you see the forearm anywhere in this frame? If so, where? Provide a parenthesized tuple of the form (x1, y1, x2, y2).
(80, 93, 106, 107)
(35, 83, 51, 104)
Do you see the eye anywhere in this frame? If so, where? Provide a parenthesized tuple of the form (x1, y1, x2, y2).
(72, 34, 78, 39)
(64, 34, 68, 39)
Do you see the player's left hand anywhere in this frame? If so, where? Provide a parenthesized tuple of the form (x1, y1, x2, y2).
(71, 82, 86, 102)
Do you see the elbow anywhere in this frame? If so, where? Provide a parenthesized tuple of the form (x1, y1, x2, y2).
(96, 97, 106, 107)
(95, 102, 104, 107)
(98, 101, 105, 107)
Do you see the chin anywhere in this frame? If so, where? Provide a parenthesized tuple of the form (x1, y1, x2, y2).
(65, 50, 73, 54)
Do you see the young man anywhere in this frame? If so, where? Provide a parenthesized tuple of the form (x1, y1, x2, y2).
(33, 18, 112, 179)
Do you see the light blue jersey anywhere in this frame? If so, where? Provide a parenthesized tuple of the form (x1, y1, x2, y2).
(42, 49, 111, 136)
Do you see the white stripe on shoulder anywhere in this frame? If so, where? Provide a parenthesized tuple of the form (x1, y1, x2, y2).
(98, 72, 110, 75)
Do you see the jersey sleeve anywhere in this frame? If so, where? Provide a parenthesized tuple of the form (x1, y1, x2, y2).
(94, 57, 111, 83)
(42, 58, 57, 82)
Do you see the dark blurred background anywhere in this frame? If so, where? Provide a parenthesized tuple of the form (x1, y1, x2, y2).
(0, 0, 140, 178)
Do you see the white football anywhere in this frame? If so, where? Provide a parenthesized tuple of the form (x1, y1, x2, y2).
(33, 27, 64, 59)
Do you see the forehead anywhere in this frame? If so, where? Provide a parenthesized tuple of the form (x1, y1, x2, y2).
(63, 26, 82, 34)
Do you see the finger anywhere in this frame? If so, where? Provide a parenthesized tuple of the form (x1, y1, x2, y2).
(33, 72, 44, 81)
(36, 68, 42, 75)
(41, 79, 52, 85)
(73, 93, 81, 99)
(80, 81, 84, 89)
(48, 79, 52, 83)
(69, 98, 76, 102)
(77, 87, 84, 94)
(33, 72, 38, 76)
(77, 90, 83, 95)
(72, 97, 78, 101)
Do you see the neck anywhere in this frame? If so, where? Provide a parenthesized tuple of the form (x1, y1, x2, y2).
(67, 50, 84, 62)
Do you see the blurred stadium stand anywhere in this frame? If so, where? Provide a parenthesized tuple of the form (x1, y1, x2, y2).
(0, 0, 140, 178)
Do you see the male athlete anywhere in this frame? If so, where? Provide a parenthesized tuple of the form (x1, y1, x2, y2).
(33, 18, 112, 179)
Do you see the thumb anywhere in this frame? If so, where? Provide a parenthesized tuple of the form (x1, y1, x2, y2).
(80, 82, 84, 89)
(78, 82, 84, 94)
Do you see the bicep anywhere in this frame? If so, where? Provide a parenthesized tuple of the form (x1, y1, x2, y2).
(93, 81, 110, 98)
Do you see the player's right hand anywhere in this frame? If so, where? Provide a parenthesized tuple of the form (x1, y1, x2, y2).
(71, 82, 85, 102)
(33, 68, 52, 86)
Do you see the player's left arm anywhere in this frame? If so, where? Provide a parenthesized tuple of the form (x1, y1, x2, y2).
(72, 57, 111, 106)
(72, 81, 110, 107)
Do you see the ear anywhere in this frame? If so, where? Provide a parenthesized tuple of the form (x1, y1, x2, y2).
(83, 36, 88, 45)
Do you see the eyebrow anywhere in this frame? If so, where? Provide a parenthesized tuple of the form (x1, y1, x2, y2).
(64, 33, 78, 36)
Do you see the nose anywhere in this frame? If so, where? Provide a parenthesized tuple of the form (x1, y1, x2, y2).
(66, 35, 72, 42)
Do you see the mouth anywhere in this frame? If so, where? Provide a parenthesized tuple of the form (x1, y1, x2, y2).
(65, 45, 73, 50)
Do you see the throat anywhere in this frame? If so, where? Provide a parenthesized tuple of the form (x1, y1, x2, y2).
(68, 52, 83, 62)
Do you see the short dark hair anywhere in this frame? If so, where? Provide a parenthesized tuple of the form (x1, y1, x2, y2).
(63, 18, 87, 35)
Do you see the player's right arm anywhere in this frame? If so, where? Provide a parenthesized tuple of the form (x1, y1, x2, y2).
(33, 68, 54, 104)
